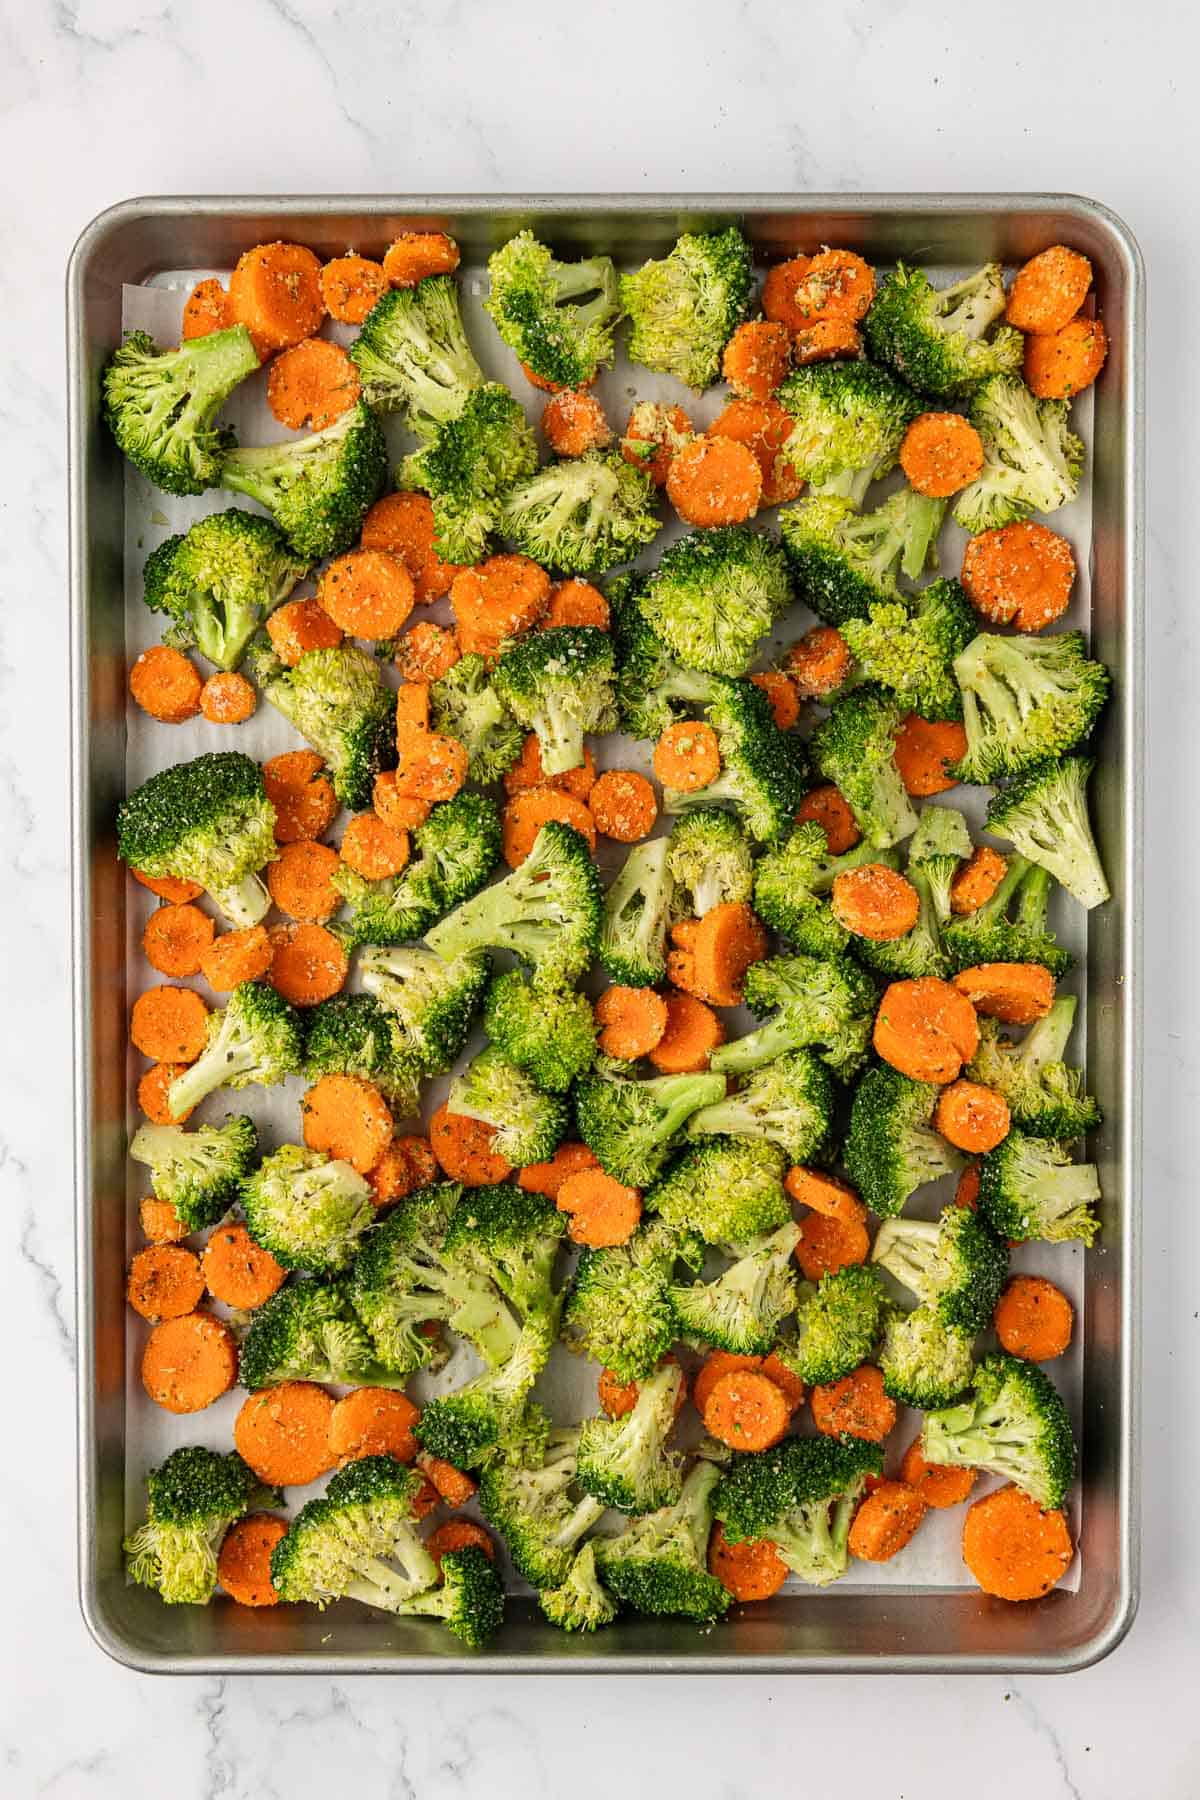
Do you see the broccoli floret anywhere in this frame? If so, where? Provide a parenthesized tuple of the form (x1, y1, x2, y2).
(166, 981, 304, 1117)
(358, 942, 490, 1076)
(538, 1542, 618, 1632)
(499, 453, 660, 574)
(907, 802, 973, 923)
(713, 954, 877, 1082)
(103, 325, 258, 495)
(426, 820, 601, 989)
(780, 1263, 889, 1386)
(442, 1181, 567, 1327)
(415, 1316, 555, 1469)
(348, 276, 484, 435)
(686, 1049, 834, 1164)
(985, 755, 1110, 910)
(978, 1130, 1101, 1246)
(447, 1047, 568, 1167)
(779, 488, 945, 628)
(128, 1116, 257, 1233)
(842, 578, 976, 721)
(593, 1461, 730, 1621)
(864, 262, 1024, 399)
(952, 633, 1110, 784)
(124, 1447, 270, 1606)
(667, 810, 754, 921)
(878, 1303, 976, 1408)
(142, 509, 308, 670)
(953, 372, 1085, 533)
(268, 1455, 437, 1609)
(941, 852, 1073, 977)
(872, 1203, 1008, 1333)
(401, 383, 538, 564)
(247, 642, 397, 811)
(644, 1138, 791, 1245)
(619, 227, 753, 390)
(430, 653, 524, 784)
(479, 1427, 606, 1589)
(752, 820, 889, 956)
(576, 1058, 725, 1187)
(219, 400, 387, 559)
(639, 528, 792, 678)
(598, 836, 675, 987)
(661, 678, 805, 846)
(560, 1217, 705, 1381)
(493, 628, 617, 775)
(400, 1546, 507, 1650)
(486, 232, 621, 389)
(335, 793, 503, 948)
(775, 360, 921, 504)
(968, 996, 1100, 1139)
(302, 992, 419, 1112)
(482, 966, 595, 1092)
(577, 1362, 686, 1513)
(241, 1144, 374, 1275)
(348, 1182, 522, 1375)
(670, 1223, 800, 1356)
(811, 687, 917, 849)
(117, 750, 276, 927)
(921, 1351, 1076, 1510)
(238, 1278, 404, 1391)
(713, 1435, 883, 1586)
(843, 1067, 966, 1218)
(610, 577, 720, 740)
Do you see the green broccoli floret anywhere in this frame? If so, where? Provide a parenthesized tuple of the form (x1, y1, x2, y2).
(907, 802, 973, 923)
(670, 1223, 800, 1356)
(302, 991, 419, 1111)
(575, 1058, 724, 1188)
(666, 810, 754, 920)
(593, 1461, 730, 1621)
(442, 1181, 567, 1327)
(334, 792, 502, 949)
(447, 1047, 568, 1167)
(348, 276, 484, 435)
(811, 687, 917, 848)
(872, 1203, 1008, 1333)
(415, 1315, 555, 1469)
(166, 981, 304, 1117)
(103, 325, 258, 495)
(752, 820, 889, 956)
(429, 653, 525, 784)
(851, 813, 969, 981)
(644, 1138, 791, 1245)
(241, 1144, 374, 1275)
(426, 820, 601, 989)
(686, 1049, 834, 1164)
(598, 836, 675, 987)
(921, 1351, 1076, 1510)
(639, 527, 792, 678)
(478, 1427, 605, 1589)
(142, 509, 308, 670)
(842, 578, 976, 721)
(486, 232, 621, 389)
(499, 453, 660, 574)
(985, 756, 1110, 910)
(780, 1263, 889, 1386)
(538, 1542, 618, 1632)
(560, 1217, 705, 1381)
(493, 627, 617, 774)
(713, 954, 877, 1081)
(619, 227, 753, 389)
(968, 996, 1101, 1139)
(713, 1435, 883, 1586)
(978, 1130, 1101, 1246)
(953, 372, 1084, 533)
(775, 360, 922, 504)
(779, 488, 945, 628)
(843, 1067, 966, 1218)
(401, 382, 538, 564)
(941, 853, 1073, 977)
(609, 576, 720, 740)
(482, 966, 596, 1092)
(358, 942, 490, 1076)
(398, 1546, 507, 1650)
(952, 633, 1110, 784)
(661, 677, 805, 845)
(219, 400, 387, 559)
(124, 1447, 270, 1606)
(864, 262, 1024, 399)
(878, 1305, 976, 1408)
(238, 1278, 404, 1391)
(117, 750, 276, 927)
(246, 642, 396, 811)
(577, 1362, 686, 1513)
(128, 1116, 257, 1233)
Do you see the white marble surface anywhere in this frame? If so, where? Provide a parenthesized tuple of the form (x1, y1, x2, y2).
(0, 1, 1191, 1794)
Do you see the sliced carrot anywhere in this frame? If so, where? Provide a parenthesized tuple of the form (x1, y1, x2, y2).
(848, 1480, 927, 1563)
(126, 1244, 205, 1323)
(893, 715, 968, 797)
(708, 1522, 789, 1601)
(130, 985, 210, 1064)
(749, 670, 800, 731)
(382, 232, 460, 288)
(900, 411, 985, 498)
(319, 548, 415, 641)
(340, 812, 410, 881)
(141, 1311, 238, 1414)
(810, 1365, 896, 1443)
(785, 1166, 866, 1226)
(142, 903, 215, 979)
(129, 644, 203, 723)
(544, 579, 610, 631)
(427, 1520, 496, 1569)
(394, 731, 469, 804)
(874, 976, 980, 1084)
(395, 681, 431, 733)
(949, 846, 1008, 916)
(199, 924, 274, 992)
(785, 624, 853, 699)
(429, 1103, 513, 1187)
(557, 1169, 643, 1248)
(795, 1211, 870, 1281)
(672, 901, 769, 1008)
(369, 1139, 422, 1208)
(761, 1352, 806, 1413)
(137, 1062, 195, 1127)
(598, 1366, 641, 1418)
(1024, 315, 1108, 399)
(703, 1369, 791, 1452)
(133, 868, 203, 905)
(761, 256, 815, 333)
(217, 1514, 289, 1607)
(504, 734, 597, 801)
(361, 491, 465, 604)
(263, 750, 338, 845)
(266, 597, 343, 667)
(653, 720, 721, 791)
(396, 620, 461, 683)
(667, 433, 762, 528)
(415, 1452, 477, 1507)
(899, 1435, 978, 1508)
(594, 985, 669, 1060)
(517, 1141, 600, 1199)
(301, 1074, 393, 1175)
(588, 769, 658, 842)
(320, 254, 388, 325)
(722, 319, 792, 401)
(955, 1163, 981, 1212)
(951, 962, 1056, 1026)
(201, 1222, 286, 1310)
(267, 839, 342, 924)
(234, 1381, 336, 1487)
(792, 317, 863, 365)
(200, 671, 257, 725)
(792, 249, 875, 324)
(139, 1196, 188, 1244)
(993, 1275, 1075, 1362)
(961, 520, 1076, 632)
(707, 397, 802, 505)
(410, 1476, 442, 1519)
(228, 241, 325, 355)
(502, 788, 596, 867)
(450, 555, 552, 657)
(832, 864, 921, 943)
(795, 784, 861, 855)
(961, 1483, 1073, 1601)
(181, 278, 233, 343)
(620, 401, 694, 487)
(1006, 246, 1093, 335)
(693, 1351, 765, 1418)
(373, 771, 433, 834)
(328, 1387, 420, 1465)
(267, 921, 348, 1007)
(541, 389, 612, 457)
(647, 990, 726, 1073)
(267, 338, 361, 432)
(934, 1079, 1011, 1153)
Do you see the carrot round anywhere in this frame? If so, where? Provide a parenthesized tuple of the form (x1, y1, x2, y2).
(395, 681, 432, 735)
(451, 554, 552, 655)
(598, 1366, 641, 1418)
(130, 985, 210, 1064)
(372, 772, 432, 834)
(317, 548, 415, 641)
(228, 241, 325, 355)
(267, 922, 347, 1006)
(557, 1169, 643, 1248)
(873, 977, 980, 1084)
(320, 254, 387, 325)
(541, 389, 612, 457)
(795, 1210, 870, 1281)
(951, 962, 1056, 1026)
(956, 1162, 981, 1212)
(831, 863, 921, 941)
(594, 985, 669, 1060)
(620, 401, 694, 486)
(199, 924, 274, 992)
(899, 1435, 978, 1508)
(893, 715, 967, 797)
(785, 1166, 866, 1225)
(267, 839, 342, 924)
(138, 1196, 188, 1244)
(544, 579, 610, 631)
(810, 1365, 896, 1443)
(1024, 315, 1108, 399)
(667, 434, 762, 527)
(949, 846, 1008, 916)
(762, 256, 814, 332)
(340, 812, 410, 881)
(588, 769, 658, 842)
(126, 1244, 205, 1323)
(133, 868, 203, 904)
(848, 1480, 927, 1563)
(934, 1079, 1011, 1153)
(681, 901, 769, 1008)
(504, 734, 597, 801)
(749, 670, 800, 731)
(792, 317, 863, 365)
(721, 320, 793, 401)
(899, 411, 985, 498)
(267, 338, 361, 431)
(785, 625, 853, 699)
(708, 1522, 789, 1601)
(693, 1351, 763, 1418)
(383, 231, 460, 287)
(267, 597, 343, 667)
(369, 1135, 431, 1208)
(1006, 246, 1092, 335)
(200, 671, 257, 725)
(427, 1520, 496, 1569)
(396, 621, 461, 683)
(361, 491, 463, 604)
(795, 784, 861, 855)
(137, 1062, 195, 1127)
(263, 750, 338, 845)
(502, 788, 596, 867)
(201, 1222, 286, 1310)
(430, 1103, 513, 1187)
(394, 731, 470, 804)
(961, 1483, 1074, 1601)
(181, 278, 233, 343)
(217, 1514, 289, 1607)
(707, 396, 801, 506)
(328, 1387, 420, 1465)
(961, 520, 1076, 632)
(410, 1477, 442, 1519)
(647, 990, 726, 1073)
(142, 903, 215, 979)
(798, 249, 875, 323)
(302, 1074, 393, 1175)
(993, 1275, 1075, 1362)
(653, 720, 721, 791)
(141, 1311, 238, 1414)
(703, 1369, 791, 1452)
(517, 1141, 599, 1199)
(234, 1381, 337, 1487)
(129, 644, 203, 723)
(760, 1352, 806, 1413)
(416, 1452, 477, 1508)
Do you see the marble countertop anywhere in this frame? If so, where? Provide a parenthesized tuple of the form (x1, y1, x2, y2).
(2, 1, 1190, 1794)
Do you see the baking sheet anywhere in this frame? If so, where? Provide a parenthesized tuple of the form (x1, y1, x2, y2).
(120, 260, 1094, 1601)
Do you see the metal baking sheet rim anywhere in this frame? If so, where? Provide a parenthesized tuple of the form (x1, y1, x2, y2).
(67, 193, 1144, 1674)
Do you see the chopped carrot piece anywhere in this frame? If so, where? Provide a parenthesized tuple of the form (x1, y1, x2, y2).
(340, 812, 410, 881)
(703, 1369, 791, 1451)
(267, 921, 347, 1006)
(848, 1480, 927, 1563)
(301, 1073, 393, 1175)
(266, 839, 342, 924)
(320, 254, 388, 325)
(598, 1366, 641, 1418)
(382, 232, 460, 287)
(318, 548, 415, 640)
(750, 670, 800, 731)
(235, 1381, 337, 1487)
(794, 1211, 870, 1281)
(373, 771, 433, 833)
(693, 1351, 767, 1418)
(410, 1476, 442, 1519)
(263, 750, 338, 844)
(1005, 247, 1093, 335)
(130, 985, 210, 1064)
(141, 1311, 238, 1414)
(142, 903, 215, 979)
(218, 1514, 289, 1607)
(502, 789, 596, 867)
(899, 412, 985, 498)
(893, 714, 968, 797)
(427, 1520, 496, 1568)
(328, 1388, 420, 1464)
(873, 977, 980, 1084)
(708, 1522, 788, 1601)
(653, 720, 721, 791)
(199, 671, 257, 725)
(588, 769, 658, 842)
(557, 1169, 643, 1247)
(950, 846, 1008, 916)
(934, 1079, 1011, 1153)
(831, 863, 920, 941)
(993, 1275, 1074, 1362)
(620, 401, 694, 486)
(961, 520, 1076, 632)
(368, 1134, 435, 1208)
(541, 389, 612, 457)
(707, 397, 801, 506)
(961, 1483, 1073, 1600)
(450, 555, 552, 657)
(396, 620, 461, 683)
(761, 1352, 806, 1412)
(899, 1436, 978, 1508)
(181, 278, 233, 343)
(792, 249, 875, 324)
(647, 990, 725, 1073)
(138, 1196, 188, 1244)
(266, 597, 343, 667)
(199, 924, 274, 992)
(517, 1142, 599, 1199)
(796, 783, 861, 855)
(267, 338, 360, 431)
(228, 241, 325, 355)
(1024, 315, 1108, 398)
(544, 579, 610, 631)
(669, 901, 768, 1008)
(810, 1364, 896, 1443)
(761, 256, 814, 333)
(361, 491, 464, 603)
(784, 1166, 866, 1225)
(129, 644, 203, 723)
(201, 1222, 286, 1310)
(415, 1452, 477, 1507)
(395, 681, 431, 733)
(722, 320, 792, 400)
(136, 1062, 195, 1127)
(792, 317, 863, 364)
(394, 731, 469, 803)
(951, 962, 1056, 1026)
(785, 625, 852, 699)
(594, 985, 669, 1060)
(132, 868, 203, 904)
(126, 1244, 205, 1322)
(429, 1103, 512, 1187)
(955, 1162, 981, 1212)
(504, 734, 597, 801)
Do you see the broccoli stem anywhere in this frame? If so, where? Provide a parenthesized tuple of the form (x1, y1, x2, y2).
(344, 1540, 439, 1610)
(554, 1494, 607, 1552)
(709, 1015, 801, 1076)
(1018, 995, 1078, 1073)
(207, 868, 271, 929)
(870, 1219, 940, 1296)
(537, 692, 587, 775)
